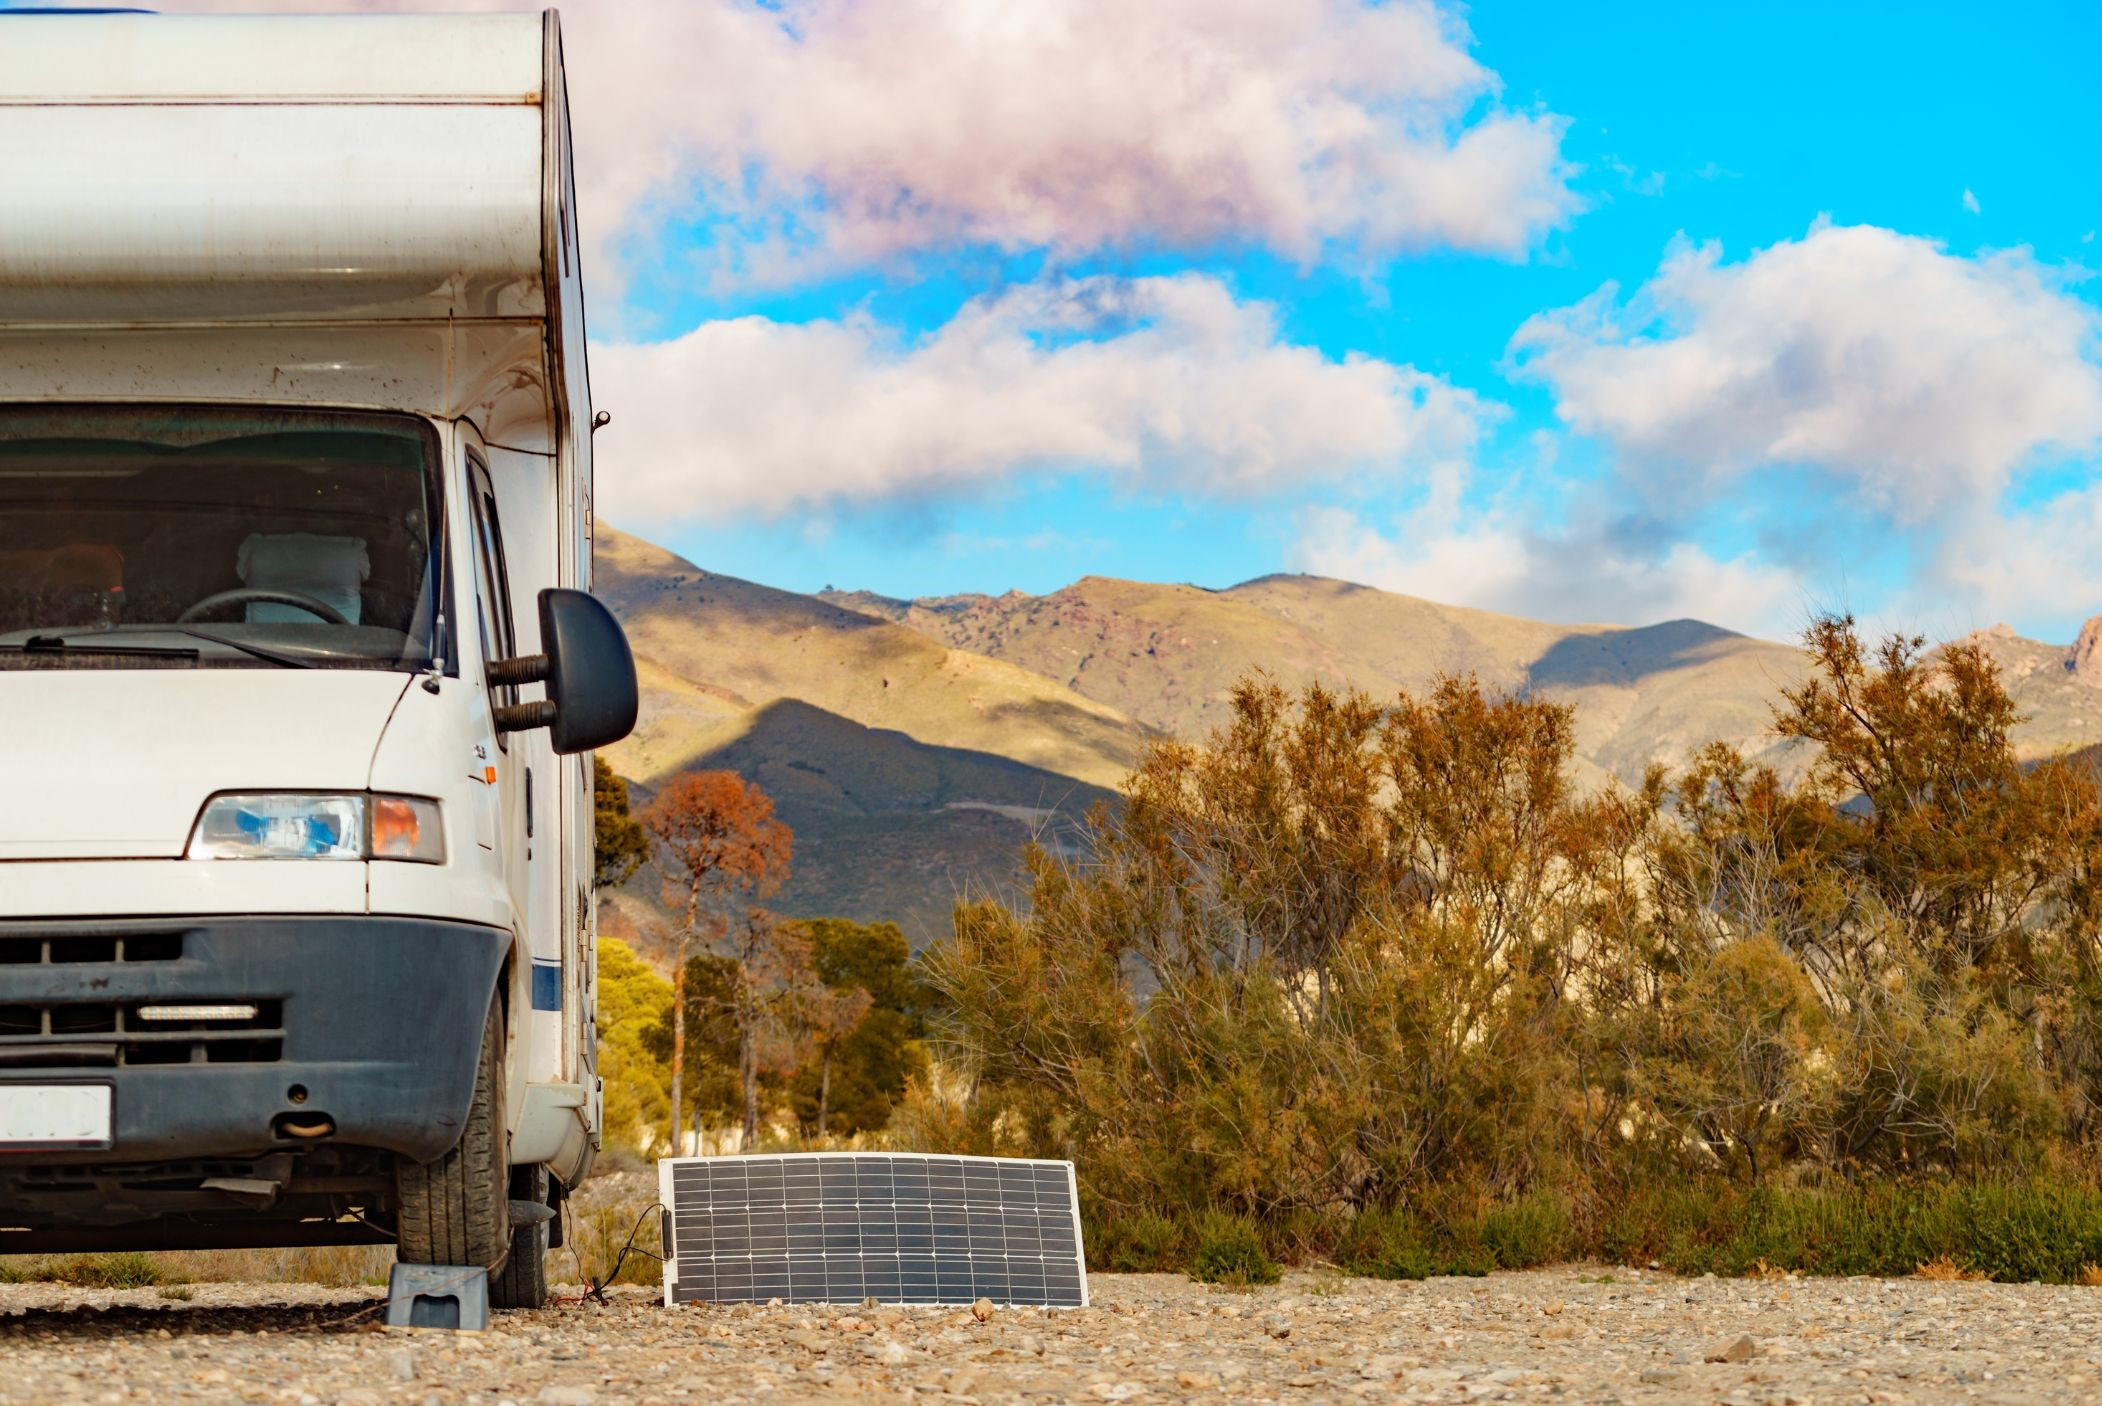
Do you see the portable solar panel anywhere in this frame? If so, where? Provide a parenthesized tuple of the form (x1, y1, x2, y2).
(657, 1152, 1089, 1308)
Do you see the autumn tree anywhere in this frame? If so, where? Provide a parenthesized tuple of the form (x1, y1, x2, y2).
(641, 770, 791, 1152)
(592, 756, 651, 889)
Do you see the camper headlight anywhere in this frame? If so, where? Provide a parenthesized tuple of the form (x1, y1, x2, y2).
(188, 793, 444, 863)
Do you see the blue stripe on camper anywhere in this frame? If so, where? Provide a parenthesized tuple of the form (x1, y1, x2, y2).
(530, 961, 562, 1012)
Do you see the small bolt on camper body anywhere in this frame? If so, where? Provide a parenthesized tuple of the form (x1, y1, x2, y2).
(0, 11, 637, 1307)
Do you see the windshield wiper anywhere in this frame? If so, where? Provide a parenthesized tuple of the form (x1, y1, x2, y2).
(95, 625, 316, 669)
(0, 635, 200, 661)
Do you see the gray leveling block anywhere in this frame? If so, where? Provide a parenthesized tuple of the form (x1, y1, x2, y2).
(384, 1264, 490, 1333)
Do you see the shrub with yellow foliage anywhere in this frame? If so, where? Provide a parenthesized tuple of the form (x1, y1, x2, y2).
(923, 614, 2102, 1274)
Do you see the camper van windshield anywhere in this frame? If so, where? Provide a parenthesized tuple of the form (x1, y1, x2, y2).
(0, 406, 447, 672)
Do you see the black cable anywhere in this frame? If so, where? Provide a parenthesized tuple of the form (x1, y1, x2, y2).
(562, 1195, 591, 1298)
(585, 1201, 667, 1304)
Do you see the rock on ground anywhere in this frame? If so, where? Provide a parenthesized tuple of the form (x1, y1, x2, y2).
(2, 1268, 2100, 1404)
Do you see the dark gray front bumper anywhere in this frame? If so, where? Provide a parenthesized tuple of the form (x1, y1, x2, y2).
(0, 914, 508, 1165)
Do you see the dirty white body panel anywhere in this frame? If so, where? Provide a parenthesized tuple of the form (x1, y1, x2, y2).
(0, 673, 412, 861)
(0, 14, 547, 327)
(0, 12, 603, 1192)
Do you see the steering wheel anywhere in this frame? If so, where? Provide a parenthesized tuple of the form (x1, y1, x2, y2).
(176, 588, 351, 626)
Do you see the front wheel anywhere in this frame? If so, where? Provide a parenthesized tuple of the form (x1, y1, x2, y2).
(393, 999, 509, 1272)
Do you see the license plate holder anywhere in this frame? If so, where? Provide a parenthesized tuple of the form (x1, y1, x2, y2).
(0, 1083, 113, 1150)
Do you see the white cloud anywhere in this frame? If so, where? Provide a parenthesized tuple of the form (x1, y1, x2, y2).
(1509, 223, 2102, 518)
(593, 275, 1493, 520)
(1962, 188, 1982, 215)
(180, 0, 1577, 279)
(613, 0, 1579, 274)
(1926, 483, 2102, 635)
(1290, 501, 1804, 637)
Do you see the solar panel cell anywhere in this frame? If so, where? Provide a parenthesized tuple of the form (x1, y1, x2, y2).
(659, 1152, 1088, 1308)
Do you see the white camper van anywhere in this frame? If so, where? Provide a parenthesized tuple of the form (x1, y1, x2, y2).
(0, 11, 636, 1307)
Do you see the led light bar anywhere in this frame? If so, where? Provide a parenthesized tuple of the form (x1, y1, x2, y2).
(135, 1004, 259, 1022)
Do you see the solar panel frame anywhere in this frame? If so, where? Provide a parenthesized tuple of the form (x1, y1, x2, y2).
(657, 1152, 1089, 1309)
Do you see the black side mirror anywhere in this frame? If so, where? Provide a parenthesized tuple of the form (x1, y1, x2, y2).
(490, 588, 639, 754)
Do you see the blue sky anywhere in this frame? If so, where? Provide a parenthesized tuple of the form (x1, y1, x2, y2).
(26, 0, 2102, 642)
(604, 0, 2102, 645)
(587, 0, 2101, 643)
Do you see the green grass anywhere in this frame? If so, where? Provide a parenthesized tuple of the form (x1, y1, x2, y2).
(16, 1252, 173, 1289)
(1602, 1177, 2102, 1282)
(1480, 1189, 1579, 1270)
(1187, 1215, 1281, 1287)
(1092, 1210, 1191, 1273)
(1087, 1174, 2102, 1285)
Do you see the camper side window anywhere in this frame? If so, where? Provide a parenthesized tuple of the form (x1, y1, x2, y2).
(465, 454, 519, 741)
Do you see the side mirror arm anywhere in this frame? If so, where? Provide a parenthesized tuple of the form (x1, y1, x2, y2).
(486, 590, 638, 754)
(489, 653, 553, 732)
(493, 698, 557, 733)
(489, 654, 550, 688)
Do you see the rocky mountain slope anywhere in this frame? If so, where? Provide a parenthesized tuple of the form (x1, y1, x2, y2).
(826, 578, 2102, 783)
(603, 525, 2102, 945)
(594, 528, 1133, 944)
(596, 528, 1149, 789)
(1954, 623, 2102, 756)
(830, 576, 1806, 788)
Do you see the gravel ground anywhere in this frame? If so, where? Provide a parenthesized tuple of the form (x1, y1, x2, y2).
(3, 1268, 2099, 1405)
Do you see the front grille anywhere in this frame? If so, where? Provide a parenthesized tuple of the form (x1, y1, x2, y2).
(0, 932, 184, 965)
(0, 999, 283, 1066)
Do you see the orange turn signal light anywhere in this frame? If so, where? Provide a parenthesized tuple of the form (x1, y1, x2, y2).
(370, 795, 445, 863)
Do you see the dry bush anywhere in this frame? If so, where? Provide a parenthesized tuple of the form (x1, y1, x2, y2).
(1621, 935, 1836, 1180)
(1822, 959, 2061, 1170)
(1916, 1254, 1987, 1282)
(1599, 617, 2102, 1178)
(558, 1169, 665, 1289)
(4, 1245, 391, 1288)
(929, 674, 1593, 1218)
(923, 617, 2102, 1269)
(161, 1245, 391, 1287)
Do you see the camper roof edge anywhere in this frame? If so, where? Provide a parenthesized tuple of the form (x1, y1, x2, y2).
(0, 10, 588, 454)
(0, 11, 545, 104)
(0, 9, 559, 327)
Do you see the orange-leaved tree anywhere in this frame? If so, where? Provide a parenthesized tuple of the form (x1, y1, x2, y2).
(641, 770, 791, 1152)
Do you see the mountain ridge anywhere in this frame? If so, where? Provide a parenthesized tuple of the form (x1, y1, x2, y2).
(823, 573, 2102, 776)
(601, 525, 2102, 946)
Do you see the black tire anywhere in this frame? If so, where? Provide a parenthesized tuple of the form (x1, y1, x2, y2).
(394, 999, 509, 1271)
(490, 1164, 550, 1309)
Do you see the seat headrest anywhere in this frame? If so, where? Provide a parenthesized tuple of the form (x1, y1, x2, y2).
(236, 533, 370, 625)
